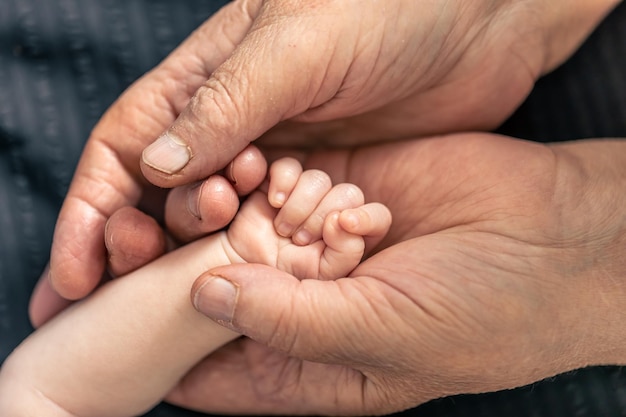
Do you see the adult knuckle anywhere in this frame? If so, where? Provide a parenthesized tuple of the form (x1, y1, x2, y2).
(186, 70, 245, 142)
(264, 294, 301, 354)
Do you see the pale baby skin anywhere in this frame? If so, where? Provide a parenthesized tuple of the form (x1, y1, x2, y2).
(0, 157, 391, 417)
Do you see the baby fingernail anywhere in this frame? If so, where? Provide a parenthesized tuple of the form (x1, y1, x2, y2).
(142, 133, 191, 174)
(344, 211, 360, 229)
(273, 192, 286, 207)
(277, 222, 292, 237)
(293, 229, 312, 245)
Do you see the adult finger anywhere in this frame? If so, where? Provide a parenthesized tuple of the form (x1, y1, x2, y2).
(191, 264, 373, 362)
(140, 0, 355, 188)
(28, 266, 73, 329)
(30, 206, 167, 327)
(46, 0, 259, 300)
(108, 143, 269, 272)
(166, 176, 240, 243)
(164, 145, 267, 243)
(187, 261, 421, 415)
(224, 144, 268, 197)
(104, 207, 167, 278)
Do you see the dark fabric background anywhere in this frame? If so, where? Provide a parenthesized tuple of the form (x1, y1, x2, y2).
(0, 1, 625, 416)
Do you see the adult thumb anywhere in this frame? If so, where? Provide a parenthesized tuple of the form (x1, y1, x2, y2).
(191, 263, 360, 362)
(141, 1, 351, 188)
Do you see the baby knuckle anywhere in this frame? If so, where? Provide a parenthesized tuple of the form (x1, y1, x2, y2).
(304, 169, 332, 191)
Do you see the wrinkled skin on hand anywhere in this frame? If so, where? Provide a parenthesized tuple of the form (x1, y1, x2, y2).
(40, 0, 618, 307)
(147, 0, 617, 159)
(109, 134, 626, 415)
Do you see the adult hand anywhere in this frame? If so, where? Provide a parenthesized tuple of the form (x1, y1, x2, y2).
(158, 134, 625, 415)
(31, 135, 266, 329)
(42, 0, 618, 310)
(139, 0, 620, 180)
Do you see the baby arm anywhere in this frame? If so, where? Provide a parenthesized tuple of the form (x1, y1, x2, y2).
(0, 158, 391, 417)
(0, 233, 239, 417)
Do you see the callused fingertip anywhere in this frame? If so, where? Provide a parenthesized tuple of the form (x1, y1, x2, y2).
(142, 132, 191, 174)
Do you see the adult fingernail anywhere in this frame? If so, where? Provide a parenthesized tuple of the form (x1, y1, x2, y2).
(193, 276, 238, 325)
(142, 133, 191, 174)
(227, 161, 237, 185)
(187, 182, 203, 220)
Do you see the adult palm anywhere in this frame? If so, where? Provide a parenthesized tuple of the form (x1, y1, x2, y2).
(166, 134, 626, 415)
(43, 0, 616, 303)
